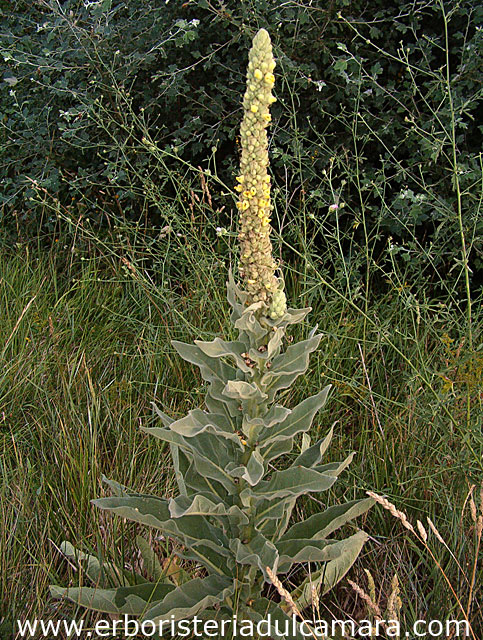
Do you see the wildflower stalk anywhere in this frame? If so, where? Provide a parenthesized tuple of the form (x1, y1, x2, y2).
(235, 28, 286, 319)
(51, 30, 373, 639)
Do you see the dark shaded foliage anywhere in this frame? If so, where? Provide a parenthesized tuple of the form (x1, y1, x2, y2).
(1, 0, 481, 287)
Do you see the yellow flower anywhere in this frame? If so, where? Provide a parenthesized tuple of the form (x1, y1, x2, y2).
(234, 184, 243, 192)
(237, 29, 281, 309)
(236, 176, 245, 183)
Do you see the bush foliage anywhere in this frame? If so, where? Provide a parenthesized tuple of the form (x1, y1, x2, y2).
(1, 0, 482, 288)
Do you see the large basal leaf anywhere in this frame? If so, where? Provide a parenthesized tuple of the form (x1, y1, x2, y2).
(58, 541, 136, 589)
(246, 467, 337, 503)
(50, 582, 175, 615)
(258, 386, 332, 447)
(293, 531, 370, 607)
(279, 498, 375, 542)
(92, 495, 231, 574)
(143, 574, 234, 622)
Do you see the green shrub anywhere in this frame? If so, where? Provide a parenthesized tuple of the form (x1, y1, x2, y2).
(1, 0, 481, 290)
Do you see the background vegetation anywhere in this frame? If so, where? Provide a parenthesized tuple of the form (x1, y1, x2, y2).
(0, 0, 482, 637)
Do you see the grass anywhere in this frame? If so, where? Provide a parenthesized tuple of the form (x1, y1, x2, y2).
(0, 215, 481, 637)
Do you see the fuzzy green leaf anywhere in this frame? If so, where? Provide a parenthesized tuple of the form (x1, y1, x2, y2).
(142, 427, 238, 491)
(242, 404, 290, 441)
(248, 327, 284, 361)
(195, 337, 253, 373)
(258, 386, 332, 447)
(270, 334, 322, 375)
(265, 306, 312, 328)
(234, 304, 269, 341)
(136, 536, 164, 583)
(151, 403, 186, 495)
(226, 270, 247, 323)
(313, 454, 355, 477)
(259, 437, 294, 463)
(92, 495, 231, 574)
(279, 498, 375, 542)
(143, 575, 234, 622)
(151, 402, 174, 426)
(247, 467, 337, 503)
(163, 409, 241, 444)
(241, 449, 265, 486)
(291, 427, 333, 468)
(205, 379, 240, 418)
(293, 531, 369, 606)
(263, 334, 322, 396)
(172, 341, 236, 384)
(223, 379, 268, 402)
(169, 494, 248, 525)
(183, 460, 229, 504)
(276, 538, 345, 573)
(50, 582, 174, 615)
(58, 541, 135, 589)
(229, 534, 278, 579)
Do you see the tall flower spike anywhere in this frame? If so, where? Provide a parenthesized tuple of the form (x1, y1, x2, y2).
(236, 29, 286, 319)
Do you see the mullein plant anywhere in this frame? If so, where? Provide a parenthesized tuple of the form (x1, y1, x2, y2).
(52, 29, 373, 638)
